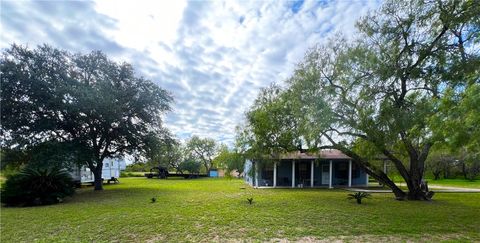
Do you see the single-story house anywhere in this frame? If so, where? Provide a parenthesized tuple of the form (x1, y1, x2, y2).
(245, 149, 368, 188)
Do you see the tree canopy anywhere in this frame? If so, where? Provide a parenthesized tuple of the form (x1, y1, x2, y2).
(186, 135, 218, 173)
(213, 144, 245, 176)
(240, 0, 479, 200)
(1, 44, 173, 190)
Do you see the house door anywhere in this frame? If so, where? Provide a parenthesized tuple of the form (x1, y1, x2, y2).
(322, 164, 330, 185)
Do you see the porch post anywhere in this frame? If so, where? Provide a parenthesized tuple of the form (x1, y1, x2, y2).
(255, 162, 258, 188)
(383, 160, 387, 174)
(291, 160, 295, 188)
(348, 160, 352, 188)
(329, 160, 333, 189)
(366, 172, 369, 186)
(310, 160, 314, 188)
(273, 162, 277, 188)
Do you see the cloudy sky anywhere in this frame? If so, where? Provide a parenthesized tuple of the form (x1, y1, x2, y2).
(1, 0, 381, 145)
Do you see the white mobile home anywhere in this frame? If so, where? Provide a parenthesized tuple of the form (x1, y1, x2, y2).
(69, 158, 127, 184)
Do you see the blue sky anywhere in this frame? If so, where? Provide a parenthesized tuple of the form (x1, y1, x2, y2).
(1, 0, 381, 145)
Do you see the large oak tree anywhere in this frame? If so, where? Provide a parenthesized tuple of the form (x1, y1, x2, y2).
(1, 44, 173, 190)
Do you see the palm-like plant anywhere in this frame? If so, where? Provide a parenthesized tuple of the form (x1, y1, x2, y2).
(1, 167, 76, 206)
(347, 192, 371, 204)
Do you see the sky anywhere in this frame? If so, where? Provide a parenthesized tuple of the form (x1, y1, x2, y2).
(1, 0, 381, 146)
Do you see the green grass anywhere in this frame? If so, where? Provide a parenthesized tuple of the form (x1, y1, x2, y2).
(426, 179, 480, 188)
(388, 177, 480, 189)
(2, 178, 480, 242)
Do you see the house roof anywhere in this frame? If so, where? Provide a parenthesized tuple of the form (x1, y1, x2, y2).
(280, 149, 351, 160)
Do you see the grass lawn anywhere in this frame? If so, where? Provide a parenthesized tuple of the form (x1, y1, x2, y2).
(388, 177, 480, 189)
(426, 179, 480, 189)
(1, 178, 480, 242)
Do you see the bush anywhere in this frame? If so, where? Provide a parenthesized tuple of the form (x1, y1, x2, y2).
(120, 171, 145, 177)
(347, 192, 371, 204)
(1, 167, 76, 206)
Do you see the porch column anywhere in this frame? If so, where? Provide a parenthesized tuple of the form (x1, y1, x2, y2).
(310, 160, 314, 188)
(255, 162, 258, 188)
(273, 162, 277, 188)
(383, 160, 387, 174)
(348, 160, 352, 188)
(329, 160, 333, 189)
(291, 160, 295, 188)
(366, 172, 369, 186)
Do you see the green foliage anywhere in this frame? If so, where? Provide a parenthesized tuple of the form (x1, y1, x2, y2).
(1, 167, 76, 206)
(1, 141, 81, 172)
(244, 84, 302, 160)
(0, 44, 173, 190)
(144, 133, 185, 172)
(186, 136, 218, 172)
(177, 158, 202, 174)
(125, 162, 149, 172)
(347, 192, 371, 204)
(238, 0, 480, 200)
(213, 145, 245, 176)
(426, 148, 457, 180)
(431, 84, 480, 180)
(120, 171, 145, 178)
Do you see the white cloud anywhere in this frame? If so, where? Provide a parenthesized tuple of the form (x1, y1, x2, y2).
(1, 0, 381, 146)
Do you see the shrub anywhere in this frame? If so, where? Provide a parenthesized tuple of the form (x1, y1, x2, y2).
(120, 171, 130, 178)
(347, 192, 371, 204)
(121, 172, 146, 177)
(1, 167, 76, 206)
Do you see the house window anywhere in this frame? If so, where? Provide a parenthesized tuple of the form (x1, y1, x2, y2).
(337, 162, 348, 178)
(352, 163, 360, 178)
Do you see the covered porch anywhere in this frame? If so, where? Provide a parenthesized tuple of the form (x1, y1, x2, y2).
(254, 159, 368, 188)
(249, 150, 371, 188)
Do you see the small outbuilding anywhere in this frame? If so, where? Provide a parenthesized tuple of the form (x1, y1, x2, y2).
(209, 169, 219, 177)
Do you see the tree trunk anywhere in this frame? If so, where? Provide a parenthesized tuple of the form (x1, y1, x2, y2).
(334, 147, 407, 199)
(405, 158, 433, 200)
(406, 179, 423, 200)
(433, 171, 440, 180)
(443, 168, 449, 179)
(93, 165, 103, 191)
(204, 162, 210, 175)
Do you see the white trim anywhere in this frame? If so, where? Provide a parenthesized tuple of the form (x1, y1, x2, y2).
(329, 160, 333, 189)
(273, 162, 277, 188)
(366, 173, 369, 186)
(292, 160, 295, 188)
(255, 162, 258, 188)
(310, 160, 314, 187)
(348, 160, 352, 187)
